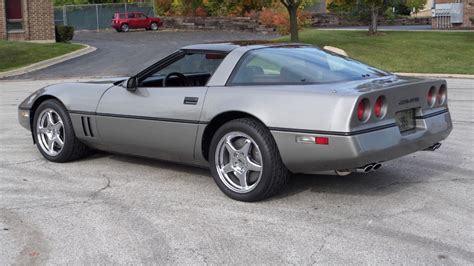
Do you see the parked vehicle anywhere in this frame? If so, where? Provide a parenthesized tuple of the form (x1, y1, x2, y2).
(111, 12, 162, 32)
(18, 42, 452, 202)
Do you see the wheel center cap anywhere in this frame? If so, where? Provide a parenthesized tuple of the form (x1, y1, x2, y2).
(232, 160, 246, 173)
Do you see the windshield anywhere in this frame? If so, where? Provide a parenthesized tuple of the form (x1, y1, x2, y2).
(229, 47, 388, 85)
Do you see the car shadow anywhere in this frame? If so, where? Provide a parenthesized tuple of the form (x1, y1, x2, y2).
(94, 151, 211, 177)
(78, 151, 460, 200)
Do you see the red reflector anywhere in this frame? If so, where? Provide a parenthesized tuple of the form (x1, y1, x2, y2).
(315, 137, 329, 145)
(374, 96, 383, 118)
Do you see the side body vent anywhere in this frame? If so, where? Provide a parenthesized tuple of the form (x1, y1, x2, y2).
(81, 116, 95, 137)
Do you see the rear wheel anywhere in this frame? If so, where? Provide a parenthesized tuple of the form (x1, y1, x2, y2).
(121, 24, 129, 32)
(150, 22, 159, 31)
(209, 118, 290, 202)
(33, 100, 89, 163)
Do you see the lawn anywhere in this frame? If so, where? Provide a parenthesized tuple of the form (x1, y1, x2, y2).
(0, 41, 84, 72)
(276, 30, 474, 74)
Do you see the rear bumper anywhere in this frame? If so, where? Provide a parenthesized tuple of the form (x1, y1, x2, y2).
(272, 110, 453, 174)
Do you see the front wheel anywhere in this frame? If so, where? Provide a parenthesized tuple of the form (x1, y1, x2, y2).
(209, 118, 290, 202)
(33, 100, 89, 163)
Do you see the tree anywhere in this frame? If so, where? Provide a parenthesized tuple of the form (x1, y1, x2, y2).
(364, 0, 384, 35)
(279, 0, 314, 42)
(406, 0, 427, 17)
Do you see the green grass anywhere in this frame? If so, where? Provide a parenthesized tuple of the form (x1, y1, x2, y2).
(0, 41, 84, 72)
(276, 30, 474, 74)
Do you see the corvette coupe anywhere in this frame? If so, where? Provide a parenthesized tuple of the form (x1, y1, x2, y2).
(18, 42, 453, 201)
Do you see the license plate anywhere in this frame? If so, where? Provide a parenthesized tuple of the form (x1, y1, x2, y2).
(395, 109, 416, 132)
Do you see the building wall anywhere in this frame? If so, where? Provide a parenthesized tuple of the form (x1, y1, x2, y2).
(433, 0, 473, 27)
(0, 1, 6, 40)
(27, 0, 55, 41)
(1, 0, 55, 41)
(464, 0, 474, 27)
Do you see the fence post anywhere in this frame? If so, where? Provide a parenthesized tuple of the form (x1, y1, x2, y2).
(63, 5, 67, 26)
(125, 3, 128, 14)
(96, 4, 100, 32)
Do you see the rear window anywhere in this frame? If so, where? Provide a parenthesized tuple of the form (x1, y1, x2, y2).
(228, 47, 388, 85)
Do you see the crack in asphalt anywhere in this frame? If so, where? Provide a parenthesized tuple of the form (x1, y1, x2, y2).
(3, 175, 113, 211)
(0, 159, 43, 167)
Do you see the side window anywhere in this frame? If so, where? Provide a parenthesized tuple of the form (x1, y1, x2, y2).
(229, 48, 386, 86)
(119, 14, 126, 19)
(141, 52, 226, 87)
(153, 53, 225, 77)
(128, 13, 135, 19)
(136, 13, 146, 19)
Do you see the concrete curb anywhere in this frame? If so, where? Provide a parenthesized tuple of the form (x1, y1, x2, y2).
(0, 43, 97, 79)
(395, 73, 474, 79)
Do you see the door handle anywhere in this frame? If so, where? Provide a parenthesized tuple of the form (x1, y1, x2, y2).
(184, 97, 198, 105)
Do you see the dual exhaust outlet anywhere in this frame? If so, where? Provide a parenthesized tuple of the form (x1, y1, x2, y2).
(332, 143, 442, 176)
(354, 162, 383, 173)
(334, 162, 383, 176)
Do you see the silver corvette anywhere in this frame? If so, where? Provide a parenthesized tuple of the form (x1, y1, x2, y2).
(18, 42, 453, 201)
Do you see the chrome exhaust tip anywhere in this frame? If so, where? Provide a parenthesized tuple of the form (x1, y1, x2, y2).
(372, 163, 383, 171)
(424, 143, 442, 151)
(355, 164, 374, 173)
(335, 170, 351, 176)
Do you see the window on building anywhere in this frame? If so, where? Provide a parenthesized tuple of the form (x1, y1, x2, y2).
(6, 0, 23, 31)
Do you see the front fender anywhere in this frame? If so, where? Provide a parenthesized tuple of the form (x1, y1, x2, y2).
(19, 82, 114, 112)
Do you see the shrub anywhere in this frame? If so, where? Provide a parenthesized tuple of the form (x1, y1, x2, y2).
(55, 25, 74, 43)
(470, 16, 474, 24)
(194, 6, 207, 17)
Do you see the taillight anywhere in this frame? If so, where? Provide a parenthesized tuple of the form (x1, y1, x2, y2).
(374, 95, 387, 118)
(437, 85, 447, 105)
(427, 86, 436, 107)
(357, 98, 370, 122)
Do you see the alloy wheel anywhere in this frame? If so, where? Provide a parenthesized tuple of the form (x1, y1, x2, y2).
(36, 108, 65, 156)
(215, 132, 263, 193)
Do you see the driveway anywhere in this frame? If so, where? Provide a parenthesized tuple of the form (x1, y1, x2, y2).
(0, 78, 473, 264)
(6, 30, 278, 80)
(317, 25, 432, 31)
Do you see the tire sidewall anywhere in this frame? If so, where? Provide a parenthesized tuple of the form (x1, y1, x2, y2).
(150, 22, 158, 30)
(121, 24, 129, 32)
(33, 100, 76, 163)
(209, 119, 277, 202)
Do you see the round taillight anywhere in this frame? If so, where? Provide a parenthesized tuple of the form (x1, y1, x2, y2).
(437, 85, 447, 105)
(374, 95, 387, 118)
(357, 98, 370, 122)
(427, 86, 436, 107)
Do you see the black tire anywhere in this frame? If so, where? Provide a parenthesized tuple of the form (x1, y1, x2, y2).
(33, 99, 89, 163)
(209, 118, 290, 202)
(115, 28, 122, 32)
(121, 24, 129, 32)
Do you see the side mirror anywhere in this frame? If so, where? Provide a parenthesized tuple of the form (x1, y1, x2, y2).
(124, 77, 138, 92)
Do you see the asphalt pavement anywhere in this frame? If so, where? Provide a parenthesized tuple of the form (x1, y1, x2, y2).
(0, 78, 473, 264)
(5, 30, 277, 80)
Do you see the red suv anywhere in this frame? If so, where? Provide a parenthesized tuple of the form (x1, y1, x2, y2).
(112, 12, 163, 32)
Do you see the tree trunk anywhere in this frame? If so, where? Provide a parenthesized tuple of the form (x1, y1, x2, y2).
(287, 6, 299, 42)
(369, 3, 378, 35)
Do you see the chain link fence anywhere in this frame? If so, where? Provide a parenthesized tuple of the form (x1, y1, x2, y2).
(54, 3, 155, 31)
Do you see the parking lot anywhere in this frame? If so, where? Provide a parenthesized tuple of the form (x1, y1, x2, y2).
(0, 77, 473, 264)
(5, 30, 277, 80)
